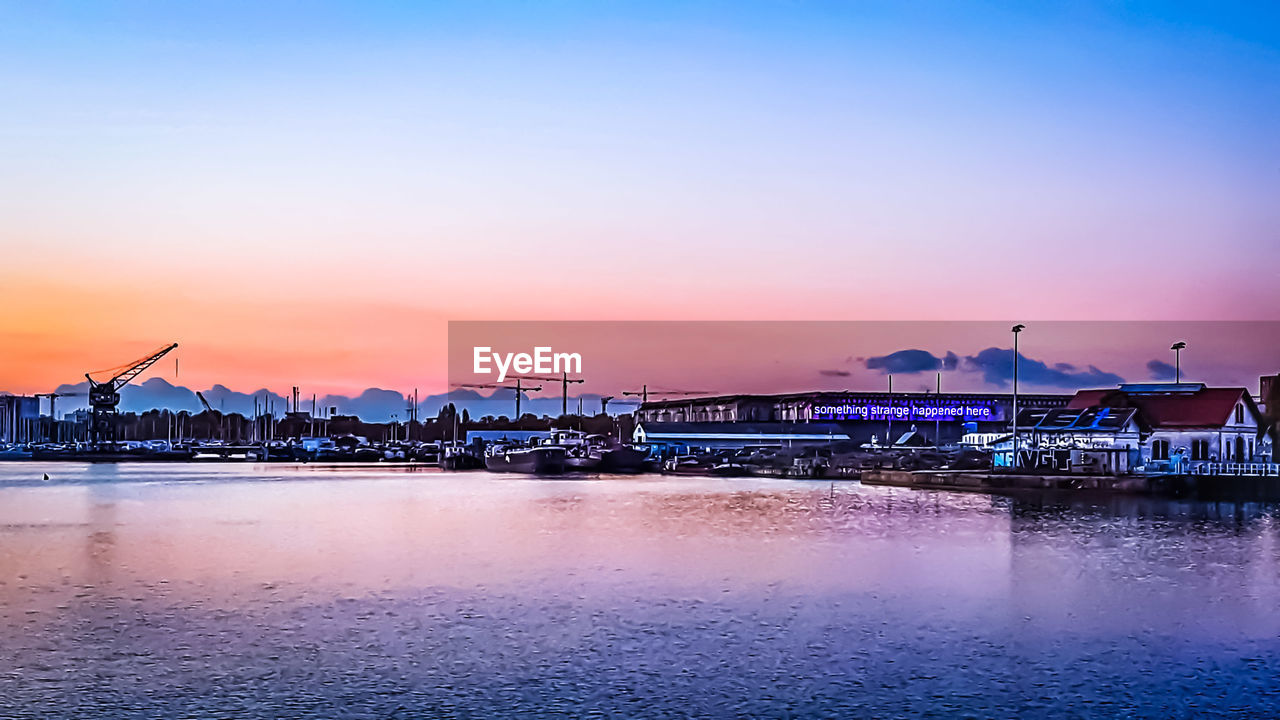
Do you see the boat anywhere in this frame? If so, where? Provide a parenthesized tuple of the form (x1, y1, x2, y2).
(565, 446, 601, 471)
(545, 430, 600, 471)
(0, 444, 33, 460)
(593, 443, 649, 473)
(662, 452, 751, 477)
(442, 442, 484, 470)
(546, 429, 647, 473)
(663, 455, 713, 475)
(708, 460, 750, 477)
(484, 443, 567, 474)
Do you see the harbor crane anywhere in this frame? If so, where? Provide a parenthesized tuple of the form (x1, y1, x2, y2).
(86, 343, 178, 445)
(196, 391, 215, 413)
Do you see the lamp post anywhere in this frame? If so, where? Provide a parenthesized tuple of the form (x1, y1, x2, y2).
(887, 373, 894, 447)
(1171, 341, 1186, 384)
(1011, 324, 1025, 470)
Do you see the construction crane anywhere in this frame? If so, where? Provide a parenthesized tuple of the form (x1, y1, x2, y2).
(514, 372, 584, 416)
(86, 343, 178, 445)
(452, 377, 542, 419)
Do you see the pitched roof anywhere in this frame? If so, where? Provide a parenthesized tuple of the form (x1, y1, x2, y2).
(1067, 386, 1252, 430)
(1067, 389, 1111, 409)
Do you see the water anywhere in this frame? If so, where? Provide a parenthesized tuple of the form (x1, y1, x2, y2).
(2, 463, 1280, 718)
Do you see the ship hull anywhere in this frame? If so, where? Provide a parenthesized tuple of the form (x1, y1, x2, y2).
(595, 446, 648, 473)
(485, 447, 566, 474)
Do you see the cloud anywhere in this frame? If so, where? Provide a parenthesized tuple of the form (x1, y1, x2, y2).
(1146, 359, 1178, 381)
(963, 347, 1125, 389)
(818, 369, 852, 377)
(864, 349, 957, 375)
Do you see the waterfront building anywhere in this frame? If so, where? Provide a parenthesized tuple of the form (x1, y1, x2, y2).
(633, 421, 851, 453)
(0, 395, 40, 444)
(1005, 406, 1142, 474)
(1013, 383, 1273, 475)
(634, 391, 1070, 446)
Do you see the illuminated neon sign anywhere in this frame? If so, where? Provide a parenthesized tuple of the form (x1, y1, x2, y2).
(810, 399, 1003, 422)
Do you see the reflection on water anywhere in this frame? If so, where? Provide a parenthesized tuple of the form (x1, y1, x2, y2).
(2, 463, 1279, 717)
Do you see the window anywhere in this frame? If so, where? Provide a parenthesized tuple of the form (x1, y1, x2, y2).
(1152, 439, 1170, 461)
(1192, 438, 1210, 461)
(1236, 404, 1245, 424)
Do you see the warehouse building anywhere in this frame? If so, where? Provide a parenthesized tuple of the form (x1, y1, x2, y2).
(634, 391, 1071, 446)
(0, 395, 40, 444)
(633, 421, 851, 453)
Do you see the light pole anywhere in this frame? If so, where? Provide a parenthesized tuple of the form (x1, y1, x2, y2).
(887, 373, 894, 447)
(1171, 341, 1186, 384)
(1011, 324, 1025, 470)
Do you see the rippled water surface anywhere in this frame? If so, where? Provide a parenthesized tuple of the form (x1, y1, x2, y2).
(3, 463, 1280, 718)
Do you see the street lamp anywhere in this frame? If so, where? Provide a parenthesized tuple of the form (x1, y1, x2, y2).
(887, 373, 894, 447)
(1011, 324, 1025, 470)
(1170, 341, 1186, 384)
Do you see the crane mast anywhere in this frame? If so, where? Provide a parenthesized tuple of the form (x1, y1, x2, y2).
(86, 343, 178, 445)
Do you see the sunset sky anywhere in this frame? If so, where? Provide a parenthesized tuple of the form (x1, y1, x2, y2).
(2, 1, 1277, 396)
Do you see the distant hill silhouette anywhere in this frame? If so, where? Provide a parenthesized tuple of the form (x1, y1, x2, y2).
(37, 378, 628, 422)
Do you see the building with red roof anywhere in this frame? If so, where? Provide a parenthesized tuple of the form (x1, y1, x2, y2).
(1015, 382, 1274, 475)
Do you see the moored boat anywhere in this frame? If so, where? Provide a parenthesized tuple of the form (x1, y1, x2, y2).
(546, 429, 648, 473)
(593, 444, 649, 473)
(485, 444, 567, 474)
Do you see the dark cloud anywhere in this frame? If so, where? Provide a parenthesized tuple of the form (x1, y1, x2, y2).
(1054, 362, 1077, 372)
(818, 369, 852, 377)
(1146, 359, 1178, 381)
(963, 347, 1125, 389)
(864, 349, 955, 375)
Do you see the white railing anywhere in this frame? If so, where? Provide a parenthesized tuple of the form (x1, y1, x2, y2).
(1190, 462, 1280, 477)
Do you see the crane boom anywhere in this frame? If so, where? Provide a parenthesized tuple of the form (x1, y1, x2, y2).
(86, 343, 179, 445)
(87, 343, 179, 390)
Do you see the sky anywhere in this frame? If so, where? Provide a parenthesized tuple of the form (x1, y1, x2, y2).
(1, 1, 1278, 396)
(447, 321, 1280, 399)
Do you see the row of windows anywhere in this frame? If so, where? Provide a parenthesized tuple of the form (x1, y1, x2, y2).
(646, 410, 738, 422)
(1153, 437, 1253, 462)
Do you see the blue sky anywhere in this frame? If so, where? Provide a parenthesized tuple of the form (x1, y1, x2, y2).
(1, 1, 1277, 393)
